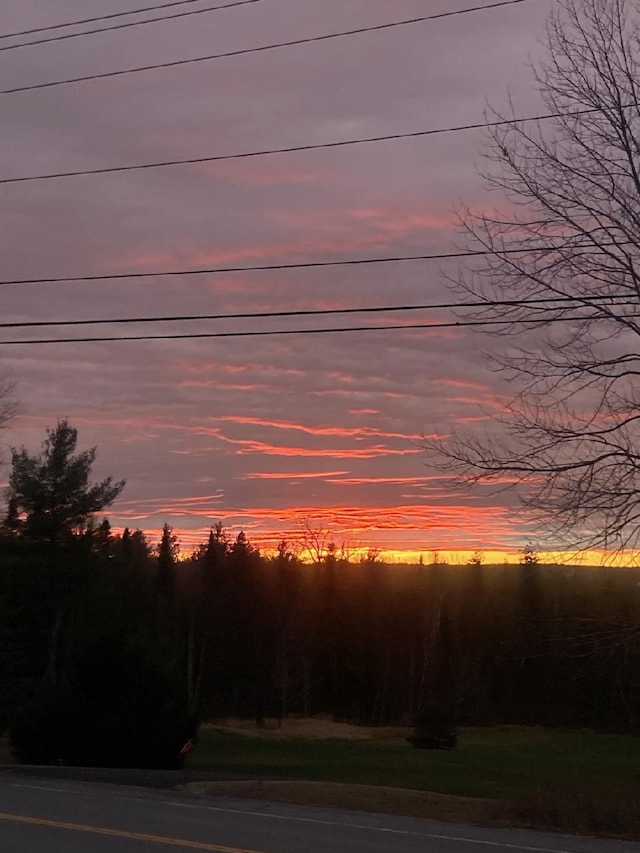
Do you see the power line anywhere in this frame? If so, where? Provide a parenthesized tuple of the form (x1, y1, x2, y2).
(0, 1, 264, 54)
(0, 310, 630, 346)
(0, 294, 632, 330)
(0, 243, 625, 288)
(0, 0, 530, 97)
(1, 303, 443, 329)
(0, 0, 213, 40)
(0, 294, 638, 329)
(0, 106, 598, 186)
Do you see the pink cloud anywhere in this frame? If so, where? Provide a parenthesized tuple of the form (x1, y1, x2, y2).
(325, 476, 449, 485)
(117, 202, 456, 274)
(433, 377, 494, 392)
(176, 380, 274, 392)
(200, 159, 334, 187)
(243, 470, 350, 480)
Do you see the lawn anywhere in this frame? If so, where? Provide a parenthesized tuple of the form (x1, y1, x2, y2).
(188, 724, 640, 801)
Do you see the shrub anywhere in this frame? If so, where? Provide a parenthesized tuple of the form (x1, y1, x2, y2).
(407, 702, 457, 750)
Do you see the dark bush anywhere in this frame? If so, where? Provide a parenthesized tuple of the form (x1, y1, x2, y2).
(407, 702, 458, 750)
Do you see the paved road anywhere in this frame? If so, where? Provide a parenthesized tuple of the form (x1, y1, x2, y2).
(1, 772, 639, 853)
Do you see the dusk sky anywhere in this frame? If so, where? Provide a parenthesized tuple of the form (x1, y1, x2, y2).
(0, 0, 559, 560)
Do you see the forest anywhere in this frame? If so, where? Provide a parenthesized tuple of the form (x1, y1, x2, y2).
(1, 420, 640, 768)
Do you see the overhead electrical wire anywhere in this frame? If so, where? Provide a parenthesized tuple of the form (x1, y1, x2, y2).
(0, 309, 632, 346)
(0, 0, 265, 54)
(0, 293, 634, 329)
(0, 0, 530, 97)
(0, 0, 218, 40)
(0, 105, 603, 186)
(0, 243, 629, 288)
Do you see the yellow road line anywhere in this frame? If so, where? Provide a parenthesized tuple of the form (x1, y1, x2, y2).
(0, 811, 267, 852)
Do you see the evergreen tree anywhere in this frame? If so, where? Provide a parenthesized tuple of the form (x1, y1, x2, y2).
(8, 420, 125, 543)
(156, 523, 178, 602)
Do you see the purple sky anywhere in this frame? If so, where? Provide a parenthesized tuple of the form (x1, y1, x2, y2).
(0, 0, 558, 558)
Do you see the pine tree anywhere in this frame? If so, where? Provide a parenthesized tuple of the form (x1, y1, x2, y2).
(8, 420, 124, 543)
(157, 523, 178, 602)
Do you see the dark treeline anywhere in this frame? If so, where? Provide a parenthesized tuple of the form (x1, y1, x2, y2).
(1, 421, 640, 768)
(172, 537, 640, 733)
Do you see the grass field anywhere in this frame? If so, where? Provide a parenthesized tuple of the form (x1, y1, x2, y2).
(189, 723, 640, 800)
(187, 721, 640, 837)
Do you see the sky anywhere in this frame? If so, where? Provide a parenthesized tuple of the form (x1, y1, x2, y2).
(0, 0, 561, 561)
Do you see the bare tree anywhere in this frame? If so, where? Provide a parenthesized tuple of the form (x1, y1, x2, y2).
(297, 518, 332, 563)
(467, 550, 484, 567)
(431, 0, 640, 553)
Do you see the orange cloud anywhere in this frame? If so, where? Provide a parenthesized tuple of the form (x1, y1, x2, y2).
(109, 501, 522, 557)
(116, 493, 225, 510)
(211, 434, 423, 458)
(214, 415, 422, 441)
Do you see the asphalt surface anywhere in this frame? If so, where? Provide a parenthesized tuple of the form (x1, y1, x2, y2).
(1, 770, 640, 853)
